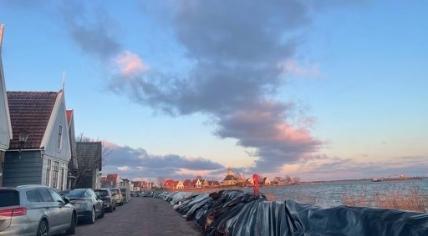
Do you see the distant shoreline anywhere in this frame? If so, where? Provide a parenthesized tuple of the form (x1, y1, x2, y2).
(153, 176, 428, 193)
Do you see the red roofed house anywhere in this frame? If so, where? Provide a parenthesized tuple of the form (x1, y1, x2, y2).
(163, 179, 177, 190)
(102, 174, 121, 188)
(3, 90, 72, 190)
(0, 25, 13, 187)
(183, 179, 192, 189)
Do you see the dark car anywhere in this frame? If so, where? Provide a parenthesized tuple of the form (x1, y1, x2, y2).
(94, 189, 116, 212)
(65, 189, 104, 224)
(0, 185, 77, 236)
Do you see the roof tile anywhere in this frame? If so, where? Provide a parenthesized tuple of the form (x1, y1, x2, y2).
(7, 91, 58, 149)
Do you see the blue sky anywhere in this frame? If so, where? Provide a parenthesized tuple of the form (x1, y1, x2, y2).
(0, 0, 427, 180)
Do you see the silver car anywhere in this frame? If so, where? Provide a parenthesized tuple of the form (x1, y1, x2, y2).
(0, 185, 77, 236)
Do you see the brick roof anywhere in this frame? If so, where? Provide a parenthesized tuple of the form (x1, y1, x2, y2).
(7, 91, 59, 149)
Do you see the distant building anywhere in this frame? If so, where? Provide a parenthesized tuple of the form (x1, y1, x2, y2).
(208, 180, 220, 187)
(223, 168, 238, 186)
(262, 177, 271, 185)
(202, 179, 210, 188)
(183, 179, 193, 189)
(0, 24, 12, 187)
(75, 141, 102, 189)
(193, 176, 203, 188)
(176, 180, 184, 189)
(4, 90, 71, 191)
(163, 179, 177, 190)
(103, 173, 120, 188)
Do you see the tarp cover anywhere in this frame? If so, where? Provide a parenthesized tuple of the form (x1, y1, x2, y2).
(147, 190, 428, 236)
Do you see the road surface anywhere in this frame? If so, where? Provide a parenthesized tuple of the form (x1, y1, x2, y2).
(75, 197, 202, 236)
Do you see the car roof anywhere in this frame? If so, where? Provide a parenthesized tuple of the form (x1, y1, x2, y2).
(0, 185, 49, 192)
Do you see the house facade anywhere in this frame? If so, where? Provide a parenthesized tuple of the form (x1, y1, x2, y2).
(75, 141, 102, 189)
(66, 110, 78, 189)
(0, 24, 13, 187)
(3, 91, 71, 190)
(176, 180, 184, 190)
(193, 177, 203, 188)
(102, 174, 120, 188)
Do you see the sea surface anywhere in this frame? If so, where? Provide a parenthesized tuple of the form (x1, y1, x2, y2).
(259, 178, 428, 209)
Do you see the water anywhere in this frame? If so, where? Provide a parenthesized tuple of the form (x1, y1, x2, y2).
(260, 178, 428, 209)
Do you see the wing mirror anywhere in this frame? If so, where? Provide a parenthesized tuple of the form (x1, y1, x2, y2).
(63, 196, 70, 204)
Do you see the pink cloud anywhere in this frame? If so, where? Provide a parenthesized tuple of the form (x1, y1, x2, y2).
(114, 50, 148, 77)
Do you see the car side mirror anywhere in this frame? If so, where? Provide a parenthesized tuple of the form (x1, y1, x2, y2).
(63, 196, 70, 204)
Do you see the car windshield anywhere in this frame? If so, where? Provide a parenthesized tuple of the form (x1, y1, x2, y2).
(66, 189, 87, 198)
(95, 190, 109, 197)
(0, 190, 19, 207)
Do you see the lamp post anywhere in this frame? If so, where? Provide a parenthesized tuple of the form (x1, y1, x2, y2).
(18, 132, 29, 159)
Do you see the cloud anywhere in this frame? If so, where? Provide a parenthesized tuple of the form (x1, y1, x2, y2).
(279, 59, 321, 77)
(102, 141, 225, 179)
(59, 1, 122, 60)
(12, 0, 354, 173)
(107, 0, 328, 172)
(114, 51, 148, 77)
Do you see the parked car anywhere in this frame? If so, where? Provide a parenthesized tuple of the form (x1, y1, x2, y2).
(65, 189, 104, 224)
(0, 185, 77, 236)
(120, 187, 131, 204)
(94, 189, 116, 212)
(110, 188, 124, 206)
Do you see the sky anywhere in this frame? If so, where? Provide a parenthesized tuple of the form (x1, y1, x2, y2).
(0, 0, 427, 181)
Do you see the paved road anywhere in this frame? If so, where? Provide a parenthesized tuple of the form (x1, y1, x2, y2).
(75, 198, 202, 236)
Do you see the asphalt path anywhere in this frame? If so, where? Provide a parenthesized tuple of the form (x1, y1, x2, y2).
(75, 197, 202, 236)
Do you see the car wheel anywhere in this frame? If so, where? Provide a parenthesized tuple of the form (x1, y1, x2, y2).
(88, 208, 96, 224)
(37, 220, 49, 236)
(66, 213, 76, 235)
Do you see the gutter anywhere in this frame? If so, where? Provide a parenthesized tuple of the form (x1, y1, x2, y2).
(7, 148, 44, 152)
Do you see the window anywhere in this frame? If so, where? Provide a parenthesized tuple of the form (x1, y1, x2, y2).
(57, 125, 63, 151)
(58, 167, 64, 191)
(0, 190, 19, 207)
(51, 161, 59, 189)
(26, 190, 43, 202)
(49, 189, 64, 203)
(45, 159, 52, 186)
(39, 188, 54, 202)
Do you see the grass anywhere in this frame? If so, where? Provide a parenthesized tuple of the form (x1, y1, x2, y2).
(342, 187, 427, 213)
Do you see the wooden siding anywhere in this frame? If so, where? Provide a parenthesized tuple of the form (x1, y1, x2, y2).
(42, 92, 71, 162)
(3, 151, 43, 187)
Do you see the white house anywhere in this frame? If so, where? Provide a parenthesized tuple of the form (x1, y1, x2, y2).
(4, 90, 71, 190)
(0, 24, 13, 187)
(176, 180, 184, 190)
